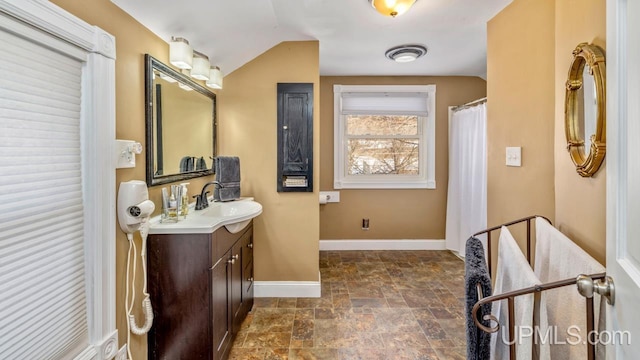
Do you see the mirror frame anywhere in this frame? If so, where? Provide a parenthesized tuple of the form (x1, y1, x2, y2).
(564, 42, 606, 177)
(144, 54, 217, 186)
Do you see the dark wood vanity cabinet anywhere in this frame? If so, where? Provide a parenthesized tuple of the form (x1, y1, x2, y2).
(147, 222, 254, 360)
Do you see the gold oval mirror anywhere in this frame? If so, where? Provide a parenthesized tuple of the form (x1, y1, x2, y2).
(565, 42, 606, 177)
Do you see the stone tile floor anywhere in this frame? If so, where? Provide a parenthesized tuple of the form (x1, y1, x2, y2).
(229, 250, 466, 360)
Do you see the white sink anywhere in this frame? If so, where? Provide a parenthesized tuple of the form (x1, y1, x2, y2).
(149, 198, 262, 234)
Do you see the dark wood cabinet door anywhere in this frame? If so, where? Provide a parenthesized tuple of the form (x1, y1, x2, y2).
(242, 231, 254, 318)
(211, 255, 232, 360)
(277, 83, 313, 192)
(230, 240, 243, 335)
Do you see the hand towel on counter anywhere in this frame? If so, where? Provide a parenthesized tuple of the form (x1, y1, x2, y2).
(490, 226, 549, 360)
(214, 156, 241, 202)
(534, 217, 606, 360)
(465, 236, 492, 360)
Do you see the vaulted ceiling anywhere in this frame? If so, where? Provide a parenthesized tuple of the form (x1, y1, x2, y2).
(111, 0, 512, 78)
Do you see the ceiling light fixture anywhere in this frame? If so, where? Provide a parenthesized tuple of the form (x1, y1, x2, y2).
(369, 0, 418, 17)
(191, 51, 211, 81)
(206, 66, 223, 89)
(169, 37, 193, 70)
(385, 44, 427, 62)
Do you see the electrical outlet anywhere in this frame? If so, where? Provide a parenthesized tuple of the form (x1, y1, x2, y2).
(115, 344, 127, 360)
(319, 191, 340, 203)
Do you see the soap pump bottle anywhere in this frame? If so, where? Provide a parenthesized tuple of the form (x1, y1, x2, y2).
(180, 182, 190, 216)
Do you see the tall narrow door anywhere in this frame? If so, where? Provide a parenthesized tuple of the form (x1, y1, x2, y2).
(605, 0, 640, 357)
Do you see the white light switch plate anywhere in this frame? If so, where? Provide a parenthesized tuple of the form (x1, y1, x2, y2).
(319, 191, 340, 203)
(506, 147, 522, 167)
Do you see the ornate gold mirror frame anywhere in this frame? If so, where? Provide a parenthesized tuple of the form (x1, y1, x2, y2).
(565, 42, 606, 177)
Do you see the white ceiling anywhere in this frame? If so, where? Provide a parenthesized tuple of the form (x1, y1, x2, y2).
(111, 0, 512, 78)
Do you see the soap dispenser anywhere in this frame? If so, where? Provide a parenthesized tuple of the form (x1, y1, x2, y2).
(180, 182, 190, 216)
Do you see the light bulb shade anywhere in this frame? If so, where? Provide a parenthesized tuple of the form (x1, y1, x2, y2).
(369, 0, 417, 17)
(206, 66, 223, 89)
(169, 37, 193, 69)
(178, 82, 193, 91)
(191, 51, 210, 80)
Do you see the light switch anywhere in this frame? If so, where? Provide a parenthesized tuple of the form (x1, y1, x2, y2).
(506, 147, 522, 167)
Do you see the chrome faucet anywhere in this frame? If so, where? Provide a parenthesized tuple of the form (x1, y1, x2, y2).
(194, 181, 225, 210)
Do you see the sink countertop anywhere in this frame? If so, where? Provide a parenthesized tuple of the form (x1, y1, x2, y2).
(148, 197, 262, 235)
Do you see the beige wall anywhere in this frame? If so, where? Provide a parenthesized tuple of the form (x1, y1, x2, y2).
(487, 0, 606, 266)
(219, 41, 320, 282)
(50, 0, 217, 358)
(320, 76, 486, 240)
(486, 0, 556, 263)
(554, 0, 606, 264)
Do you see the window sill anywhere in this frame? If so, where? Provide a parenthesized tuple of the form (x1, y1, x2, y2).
(334, 179, 436, 189)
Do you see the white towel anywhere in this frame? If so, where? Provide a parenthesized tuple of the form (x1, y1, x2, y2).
(490, 226, 550, 360)
(534, 217, 606, 360)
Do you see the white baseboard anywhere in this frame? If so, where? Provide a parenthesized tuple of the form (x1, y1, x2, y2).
(319, 239, 446, 251)
(254, 272, 321, 298)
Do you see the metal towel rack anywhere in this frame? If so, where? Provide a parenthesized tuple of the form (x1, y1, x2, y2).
(471, 215, 604, 360)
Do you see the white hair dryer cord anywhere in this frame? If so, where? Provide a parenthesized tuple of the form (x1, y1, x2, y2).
(125, 219, 153, 360)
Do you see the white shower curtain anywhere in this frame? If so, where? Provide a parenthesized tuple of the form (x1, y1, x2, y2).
(445, 102, 487, 257)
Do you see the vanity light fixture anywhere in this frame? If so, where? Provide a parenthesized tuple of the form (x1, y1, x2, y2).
(369, 0, 418, 17)
(206, 66, 223, 89)
(169, 37, 193, 70)
(157, 72, 177, 83)
(178, 69, 194, 90)
(191, 51, 210, 81)
(385, 44, 427, 62)
(178, 82, 194, 91)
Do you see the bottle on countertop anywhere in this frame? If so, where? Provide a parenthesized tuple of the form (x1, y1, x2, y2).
(180, 182, 190, 216)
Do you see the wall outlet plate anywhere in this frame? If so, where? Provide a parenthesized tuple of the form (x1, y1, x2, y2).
(506, 146, 522, 167)
(115, 139, 142, 169)
(319, 191, 340, 203)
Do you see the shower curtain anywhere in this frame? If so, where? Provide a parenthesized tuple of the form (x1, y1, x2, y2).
(445, 102, 487, 257)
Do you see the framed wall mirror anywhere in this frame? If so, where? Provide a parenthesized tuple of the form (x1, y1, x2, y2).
(145, 54, 217, 186)
(564, 43, 606, 177)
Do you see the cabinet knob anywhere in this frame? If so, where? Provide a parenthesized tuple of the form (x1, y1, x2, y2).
(228, 258, 235, 265)
(247, 277, 254, 282)
(233, 254, 239, 260)
(247, 243, 253, 249)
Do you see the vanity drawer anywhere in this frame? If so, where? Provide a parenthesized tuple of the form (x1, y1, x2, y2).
(213, 222, 253, 261)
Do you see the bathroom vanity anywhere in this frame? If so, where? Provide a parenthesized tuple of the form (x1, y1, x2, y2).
(146, 199, 262, 360)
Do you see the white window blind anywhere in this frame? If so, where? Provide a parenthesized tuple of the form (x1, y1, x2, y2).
(0, 27, 90, 359)
(340, 92, 429, 116)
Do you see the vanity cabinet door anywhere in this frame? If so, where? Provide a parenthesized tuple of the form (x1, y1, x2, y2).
(241, 231, 254, 318)
(211, 254, 232, 360)
(230, 241, 243, 335)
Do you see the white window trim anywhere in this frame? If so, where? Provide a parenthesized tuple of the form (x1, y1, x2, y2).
(0, 1, 118, 359)
(333, 84, 436, 189)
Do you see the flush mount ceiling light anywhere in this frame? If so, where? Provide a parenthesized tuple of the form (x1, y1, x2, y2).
(191, 50, 211, 81)
(385, 44, 427, 62)
(369, 0, 418, 17)
(169, 37, 193, 70)
(206, 66, 223, 89)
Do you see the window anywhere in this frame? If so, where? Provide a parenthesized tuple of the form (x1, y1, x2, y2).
(0, 2, 117, 359)
(333, 85, 436, 189)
